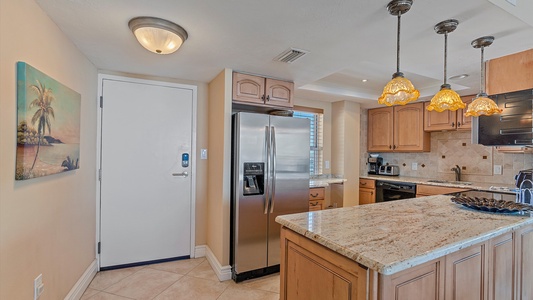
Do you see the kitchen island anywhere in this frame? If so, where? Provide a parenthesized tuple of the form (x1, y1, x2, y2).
(276, 195, 533, 300)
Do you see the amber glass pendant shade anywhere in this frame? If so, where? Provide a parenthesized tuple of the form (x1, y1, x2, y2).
(427, 84, 465, 112)
(378, 73, 420, 106)
(464, 36, 502, 117)
(465, 93, 502, 117)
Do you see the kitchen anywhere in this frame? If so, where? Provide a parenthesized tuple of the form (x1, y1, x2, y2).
(1, 0, 533, 300)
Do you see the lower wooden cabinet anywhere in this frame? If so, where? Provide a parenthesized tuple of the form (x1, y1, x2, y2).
(416, 184, 470, 197)
(309, 187, 325, 211)
(359, 178, 375, 205)
(516, 225, 533, 300)
(445, 242, 488, 300)
(488, 233, 515, 300)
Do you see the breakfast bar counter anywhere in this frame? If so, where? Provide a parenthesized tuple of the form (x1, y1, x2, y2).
(276, 195, 533, 300)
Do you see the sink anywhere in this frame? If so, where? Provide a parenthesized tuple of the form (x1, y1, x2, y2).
(427, 180, 473, 185)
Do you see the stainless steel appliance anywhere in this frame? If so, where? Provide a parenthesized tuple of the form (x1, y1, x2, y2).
(473, 88, 533, 146)
(515, 169, 533, 204)
(231, 112, 310, 282)
(375, 180, 416, 202)
(378, 165, 400, 176)
(368, 156, 383, 174)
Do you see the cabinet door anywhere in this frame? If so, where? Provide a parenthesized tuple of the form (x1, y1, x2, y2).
(232, 72, 265, 104)
(368, 106, 394, 152)
(445, 242, 488, 300)
(394, 103, 430, 152)
(486, 49, 533, 95)
(457, 97, 473, 131)
(265, 78, 293, 108)
(309, 200, 324, 211)
(488, 233, 514, 300)
(516, 224, 533, 300)
(424, 102, 457, 131)
(359, 188, 375, 205)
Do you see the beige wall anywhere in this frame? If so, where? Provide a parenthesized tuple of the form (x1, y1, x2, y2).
(99, 70, 210, 246)
(0, 0, 98, 298)
(207, 69, 232, 265)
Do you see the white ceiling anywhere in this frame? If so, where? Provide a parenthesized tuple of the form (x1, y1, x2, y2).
(35, 0, 533, 108)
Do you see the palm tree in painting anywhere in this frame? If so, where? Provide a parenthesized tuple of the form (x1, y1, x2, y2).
(29, 80, 55, 171)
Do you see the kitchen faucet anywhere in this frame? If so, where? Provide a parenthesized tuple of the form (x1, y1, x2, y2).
(451, 165, 461, 182)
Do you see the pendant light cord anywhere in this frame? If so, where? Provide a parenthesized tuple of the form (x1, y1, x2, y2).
(396, 14, 401, 73)
(480, 46, 485, 94)
(443, 32, 448, 86)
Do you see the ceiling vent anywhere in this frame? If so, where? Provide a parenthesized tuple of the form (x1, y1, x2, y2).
(273, 48, 309, 64)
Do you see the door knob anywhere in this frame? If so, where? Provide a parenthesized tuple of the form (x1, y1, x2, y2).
(172, 171, 188, 177)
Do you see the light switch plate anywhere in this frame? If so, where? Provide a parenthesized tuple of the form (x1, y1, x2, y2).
(325, 161, 330, 169)
(200, 149, 208, 160)
(411, 162, 418, 170)
(494, 165, 502, 175)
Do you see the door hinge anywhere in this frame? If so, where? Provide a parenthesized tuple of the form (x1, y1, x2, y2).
(100, 96, 103, 108)
(98, 169, 102, 181)
(97, 242, 101, 254)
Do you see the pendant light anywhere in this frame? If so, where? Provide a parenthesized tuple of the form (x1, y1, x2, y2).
(378, 0, 420, 106)
(465, 36, 503, 117)
(426, 19, 465, 112)
(129, 17, 188, 54)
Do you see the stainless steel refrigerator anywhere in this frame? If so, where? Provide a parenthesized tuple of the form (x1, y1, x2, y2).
(231, 112, 310, 282)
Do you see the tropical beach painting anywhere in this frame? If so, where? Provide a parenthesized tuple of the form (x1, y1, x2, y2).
(16, 62, 81, 180)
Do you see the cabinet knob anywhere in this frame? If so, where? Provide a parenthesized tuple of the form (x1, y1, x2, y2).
(261, 95, 265, 101)
(370, 192, 373, 195)
(457, 122, 461, 127)
(393, 145, 396, 150)
(389, 145, 392, 149)
(451, 122, 455, 127)
(266, 95, 270, 101)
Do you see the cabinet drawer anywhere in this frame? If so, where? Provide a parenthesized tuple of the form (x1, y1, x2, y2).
(359, 178, 375, 188)
(309, 200, 325, 211)
(417, 184, 470, 196)
(309, 187, 325, 200)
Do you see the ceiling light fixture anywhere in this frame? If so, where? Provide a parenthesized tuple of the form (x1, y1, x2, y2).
(465, 36, 503, 117)
(378, 0, 420, 106)
(128, 17, 188, 55)
(427, 19, 465, 112)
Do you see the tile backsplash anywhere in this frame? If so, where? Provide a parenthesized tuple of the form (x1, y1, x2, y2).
(360, 109, 533, 186)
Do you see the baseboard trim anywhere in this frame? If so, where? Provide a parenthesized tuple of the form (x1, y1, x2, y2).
(194, 245, 207, 258)
(64, 259, 97, 300)
(205, 246, 232, 281)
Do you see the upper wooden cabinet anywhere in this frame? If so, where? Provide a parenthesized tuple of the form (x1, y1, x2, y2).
(232, 72, 294, 108)
(486, 48, 533, 95)
(368, 102, 430, 152)
(424, 96, 474, 131)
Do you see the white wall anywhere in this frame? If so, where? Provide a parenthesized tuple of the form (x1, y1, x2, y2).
(0, 0, 98, 298)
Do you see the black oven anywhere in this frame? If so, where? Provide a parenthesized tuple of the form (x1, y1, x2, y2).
(376, 180, 416, 202)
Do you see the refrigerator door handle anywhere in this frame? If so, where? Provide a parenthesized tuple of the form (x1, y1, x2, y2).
(264, 125, 270, 215)
(270, 126, 276, 213)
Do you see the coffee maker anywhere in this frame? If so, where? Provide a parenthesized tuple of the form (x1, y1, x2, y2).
(367, 155, 383, 175)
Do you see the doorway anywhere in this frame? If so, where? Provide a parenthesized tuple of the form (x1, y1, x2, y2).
(97, 75, 196, 269)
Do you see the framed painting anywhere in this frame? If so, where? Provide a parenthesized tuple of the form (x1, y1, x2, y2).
(16, 62, 81, 180)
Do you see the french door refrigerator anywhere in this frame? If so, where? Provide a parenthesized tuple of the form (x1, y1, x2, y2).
(231, 112, 310, 282)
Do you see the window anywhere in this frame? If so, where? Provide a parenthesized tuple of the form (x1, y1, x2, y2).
(293, 107, 323, 175)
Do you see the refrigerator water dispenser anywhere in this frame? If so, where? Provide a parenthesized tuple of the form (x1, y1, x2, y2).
(243, 162, 264, 196)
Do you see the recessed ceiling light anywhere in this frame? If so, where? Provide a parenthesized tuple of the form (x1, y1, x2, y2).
(448, 74, 469, 80)
(362, 79, 368, 83)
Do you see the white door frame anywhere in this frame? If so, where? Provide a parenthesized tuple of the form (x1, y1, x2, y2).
(95, 73, 197, 270)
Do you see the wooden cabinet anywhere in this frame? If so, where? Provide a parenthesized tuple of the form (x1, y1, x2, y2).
(416, 184, 470, 197)
(424, 96, 474, 131)
(232, 72, 294, 108)
(515, 224, 533, 300)
(486, 48, 533, 95)
(445, 242, 488, 300)
(359, 178, 375, 205)
(368, 102, 430, 152)
(280, 227, 368, 300)
(309, 187, 325, 211)
(488, 233, 515, 300)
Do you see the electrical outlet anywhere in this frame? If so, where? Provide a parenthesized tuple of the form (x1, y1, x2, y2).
(325, 161, 330, 169)
(494, 165, 502, 175)
(34, 274, 44, 300)
(200, 149, 208, 160)
(411, 162, 418, 170)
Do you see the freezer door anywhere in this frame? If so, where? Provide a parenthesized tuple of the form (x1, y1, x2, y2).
(232, 112, 270, 275)
(267, 115, 310, 267)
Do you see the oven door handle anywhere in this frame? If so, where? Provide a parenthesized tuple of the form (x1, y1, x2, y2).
(382, 182, 402, 189)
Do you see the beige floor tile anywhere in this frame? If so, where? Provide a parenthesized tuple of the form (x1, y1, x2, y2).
(104, 268, 183, 300)
(147, 257, 205, 274)
(83, 291, 133, 300)
(187, 260, 219, 282)
(153, 276, 230, 300)
(240, 273, 280, 294)
(81, 287, 100, 299)
(217, 285, 280, 300)
(88, 266, 145, 290)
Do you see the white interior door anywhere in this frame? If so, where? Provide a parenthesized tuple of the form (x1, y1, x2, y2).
(99, 77, 194, 268)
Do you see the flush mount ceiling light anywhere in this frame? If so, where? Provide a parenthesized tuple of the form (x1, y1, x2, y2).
(128, 17, 188, 54)
(465, 36, 503, 117)
(427, 19, 465, 112)
(378, 0, 420, 106)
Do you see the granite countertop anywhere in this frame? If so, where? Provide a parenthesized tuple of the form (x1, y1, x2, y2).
(275, 195, 533, 275)
(310, 174, 347, 188)
(359, 174, 517, 193)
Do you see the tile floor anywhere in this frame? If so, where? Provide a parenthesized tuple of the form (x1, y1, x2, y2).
(81, 258, 280, 300)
